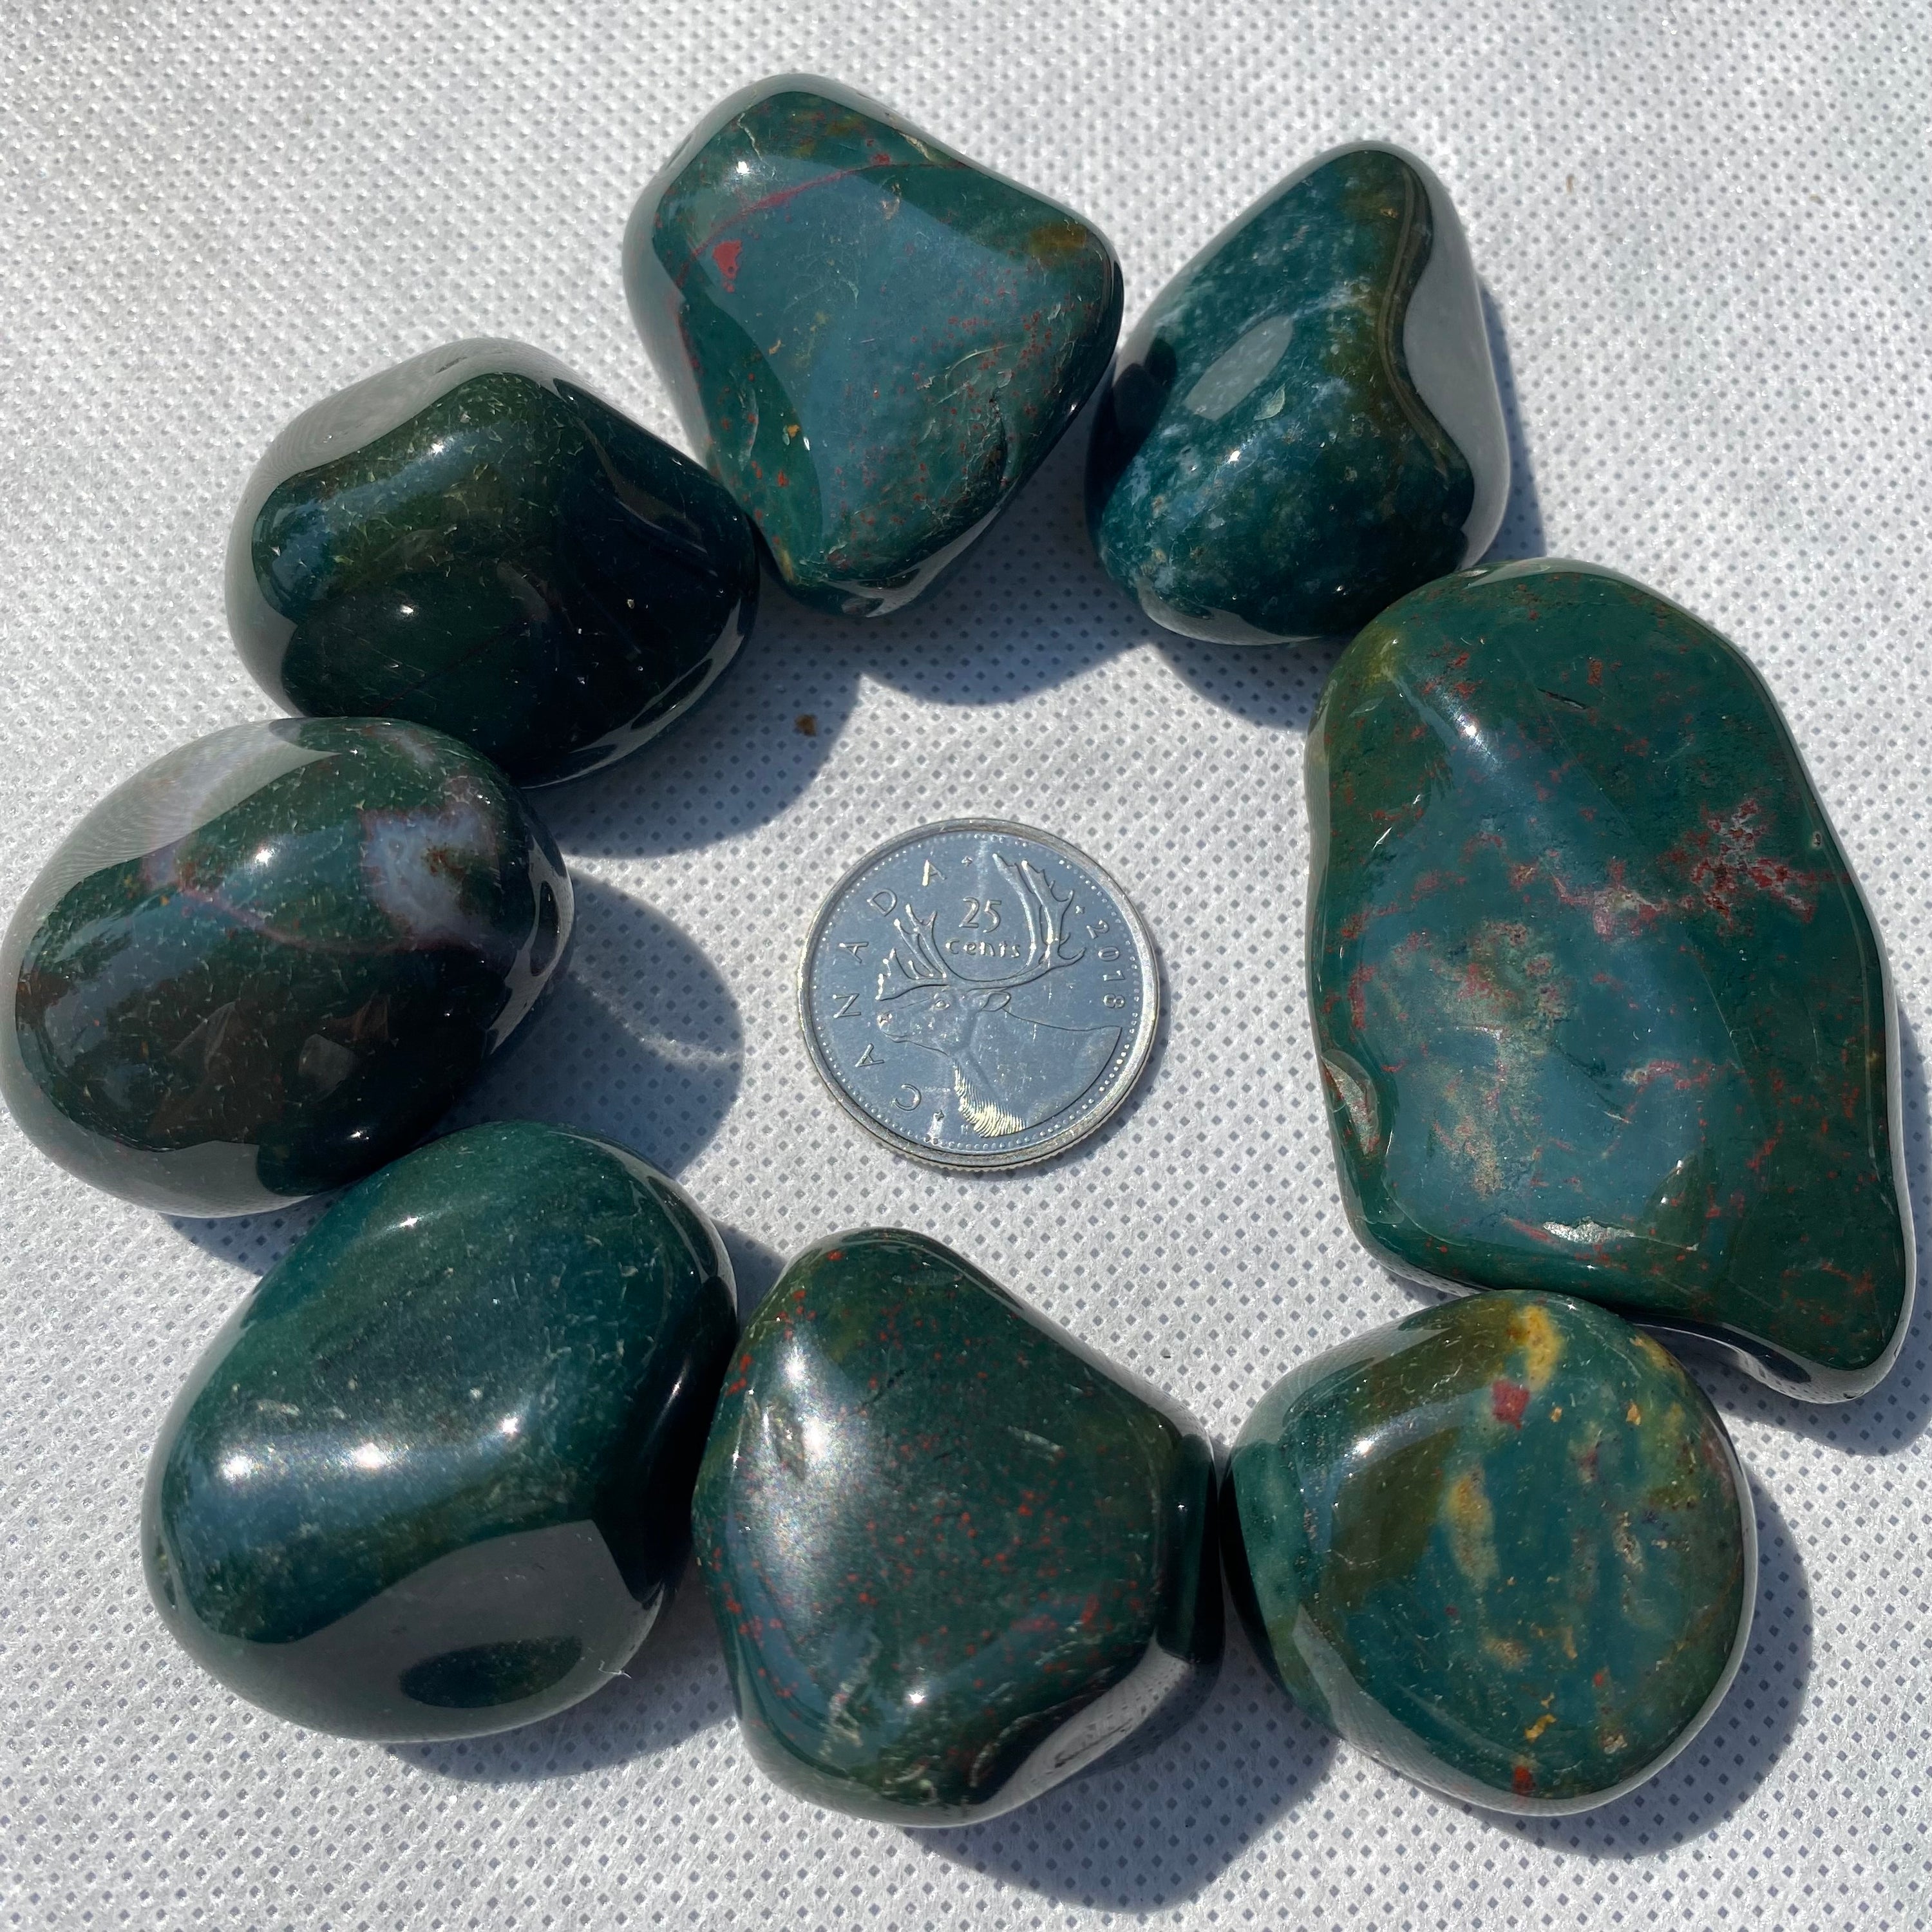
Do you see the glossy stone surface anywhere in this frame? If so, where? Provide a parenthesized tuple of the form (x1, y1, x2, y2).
(227, 339, 759, 788)
(1086, 143, 1508, 644)
(1, 719, 568, 1215)
(1307, 560, 1912, 1397)
(144, 1121, 737, 1741)
(695, 1229, 1220, 1824)
(1224, 1291, 1752, 1812)
(625, 76, 1122, 618)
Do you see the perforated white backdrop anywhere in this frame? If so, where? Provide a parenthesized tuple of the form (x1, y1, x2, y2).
(3, 3, 1929, 1926)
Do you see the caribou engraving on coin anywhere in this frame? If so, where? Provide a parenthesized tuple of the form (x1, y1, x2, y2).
(800, 822, 1160, 1170)
(876, 853, 1119, 1136)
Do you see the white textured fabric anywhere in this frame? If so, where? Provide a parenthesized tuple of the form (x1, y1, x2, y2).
(2, 3, 1929, 1926)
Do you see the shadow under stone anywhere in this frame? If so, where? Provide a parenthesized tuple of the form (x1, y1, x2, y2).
(717, 1222, 788, 1320)
(916, 1593, 1338, 1911)
(445, 874, 743, 1180)
(542, 415, 1141, 862)
(1475, 280, 1549, 565)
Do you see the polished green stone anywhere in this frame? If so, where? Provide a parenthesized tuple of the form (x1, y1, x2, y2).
(1307, 560, 1912, 1397)
(143, 1120, 737, 1741)
(0, 719, 568, 1215)
(1224, 1291, 1751, 1811)
(227, 339, 759, 788)
(694, 1229, 1220, 1824)
(624, 77, 1122, 617)
(1086, 144, 1506, 644)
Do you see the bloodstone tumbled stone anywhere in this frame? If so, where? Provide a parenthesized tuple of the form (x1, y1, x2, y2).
(1086, 143, 1508, 644)
(695, 1229, 1220, 1823)
(144, 1121, 737, 1740)
(1224, 1292, 1752, 1812)
(0, 718, 568, 1215)
(624, 76, 1122, 617)
(227, 339, 759, 788)
(1307, 560, 1913, 1397)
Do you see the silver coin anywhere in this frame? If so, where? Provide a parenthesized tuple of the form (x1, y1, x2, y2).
(800, 820, 1160, 1170)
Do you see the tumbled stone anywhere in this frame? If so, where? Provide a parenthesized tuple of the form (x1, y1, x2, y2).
(625, 76, 1122, 617)
(1307, 560, 1912, 1397)
(1086, 143, 1508, 643)
(0, 719, 568, 1215)
(144, 1121, 737, 1740)
(1224, 1291, 1752, 1811)
(227, 339, 759, 788)
(695, 1229, 1220, 1823)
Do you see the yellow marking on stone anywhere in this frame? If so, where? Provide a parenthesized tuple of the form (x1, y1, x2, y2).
(1350, 618, 1410, 695)
(1443, 1465, 1498, 1588)
(1549, 1405, 1562, 1421)
(1560, 1625, 1577, 1660)
(1486, 1636, 1529, 1668)
(1524, 1713, 1556, 1741)
(1631, 1331, 1675, 1371)
(1513, 1302, 1565, 1391)
(1626, 1401, 1643, 1425)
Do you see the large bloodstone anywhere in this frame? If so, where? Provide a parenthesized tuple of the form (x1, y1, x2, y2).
(1307, 560, 1912, 1397)
(1086, 144, 1508, 644)
(1224, 1291, 1753, 1812)
(694, 1229, 1220, 1823)
(227, 339, 758, 788)
(624, 77, 1122, 617)
(0, 718, 568, 1215)
(144, 1121, 737, 1740)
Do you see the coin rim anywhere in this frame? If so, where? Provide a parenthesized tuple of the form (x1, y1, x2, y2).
(797, 818, 1162, 1172)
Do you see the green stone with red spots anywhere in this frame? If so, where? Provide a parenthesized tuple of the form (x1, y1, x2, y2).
(1223, 1291, 1753, 1812)
(1306, 558, 1912, 1398)
(0, 718, 569, 1215)
(692, 1228, 1220, 1824)
(623, 76, 1122, 617)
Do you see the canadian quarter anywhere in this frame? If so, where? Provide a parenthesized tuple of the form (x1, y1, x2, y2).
(799, 820, 1160, 1171)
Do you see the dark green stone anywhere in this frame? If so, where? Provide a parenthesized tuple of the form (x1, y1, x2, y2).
(695, 1229, 1220, 1824)
(0, 718, 568, 1215)
(624, 77, 1122, 617)
(1086, 144, 1504, 644)
(142, 1120, 737, 1741)
(1224, 1291, 1752, 1811)
(227, 339, 759, 787)
(1308, 560, 1913, 1397)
